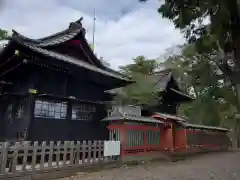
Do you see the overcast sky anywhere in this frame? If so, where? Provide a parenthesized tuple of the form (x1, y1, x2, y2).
(0, 0, 185, 69)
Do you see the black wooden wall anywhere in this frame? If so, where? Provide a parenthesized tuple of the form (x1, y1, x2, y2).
(31, 65, 110, 141)
(1, 63, 110, 141)
(0, 102, 5, 141)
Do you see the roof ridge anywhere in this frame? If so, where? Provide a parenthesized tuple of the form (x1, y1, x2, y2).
(149, 70, 172, 91)
(170, 88, 195, 100)
(11, 17, 84, 45)
(152, 68, 171, 75)
(10, 17, 116, 73)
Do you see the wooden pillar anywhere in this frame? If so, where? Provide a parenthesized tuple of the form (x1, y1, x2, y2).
(121, 126, 126, 156)
(159, 127, 162, 149)
(0, 102, 6, 141)
(172, 123, 176, 151)
(66, 100, 73, 140)
(143, 128, 147, 153)
(24, 89, 37, 141)
(159, 127, 164, 150)
(184, 128, 187, 152)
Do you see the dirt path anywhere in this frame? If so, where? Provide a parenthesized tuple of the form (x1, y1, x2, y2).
(60, 152, 240, 180)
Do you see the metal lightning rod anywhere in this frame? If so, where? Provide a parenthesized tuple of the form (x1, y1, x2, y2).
(92, 8, 96, 53)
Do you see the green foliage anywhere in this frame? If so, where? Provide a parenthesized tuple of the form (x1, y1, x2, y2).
(119, 56, 159, 75)
(140, 0, 240, 146)
(161, 0, 233, 52)
(140, 0, 236, 54)
(114, 56, 160, 106)
(0, 29, 8, 40)
(164, 44, 237, 127)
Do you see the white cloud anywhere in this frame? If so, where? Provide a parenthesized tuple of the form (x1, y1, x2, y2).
(0, 0, 185, 70)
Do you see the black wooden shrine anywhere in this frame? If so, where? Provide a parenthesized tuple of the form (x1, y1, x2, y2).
(108, 69, 194, 116)
(142, 69, 194, 115)
(0, 18, 131, 142)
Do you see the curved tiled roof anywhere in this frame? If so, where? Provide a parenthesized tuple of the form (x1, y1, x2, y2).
(18, 41, 131, 82)
(147, 69, 172, 92)
(10, 17, 108, 68)
(1, 17, 132, 84)
(106, 69, 194, 101)
(11, 18, 84, 47)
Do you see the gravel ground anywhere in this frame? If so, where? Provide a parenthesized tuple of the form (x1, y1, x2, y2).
(60, 152, 240, 180)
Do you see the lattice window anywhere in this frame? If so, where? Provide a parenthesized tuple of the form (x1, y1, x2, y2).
(16, 102, 25, 118)
(5, 99, 25, 123)
(146, 131, 160, 145)
(34, 100, 67, 119)
(126, 130, 144, 148)
(187, 129, 198, 146)
(6, 104, 13, 123)
(72, 103, 96, 120)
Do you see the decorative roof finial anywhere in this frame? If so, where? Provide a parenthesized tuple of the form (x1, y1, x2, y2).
(75, 17, 83, 24)
(69, 17, 83, 30)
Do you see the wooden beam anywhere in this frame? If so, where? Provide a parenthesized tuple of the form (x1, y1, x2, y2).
(0, 81, 13, 85)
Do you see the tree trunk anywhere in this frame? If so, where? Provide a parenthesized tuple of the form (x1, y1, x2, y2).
(227, 0, 240, 148)
(234, 84, 240, 148)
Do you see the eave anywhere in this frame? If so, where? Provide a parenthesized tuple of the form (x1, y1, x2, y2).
(25, 43, 130, 81)
(178, 122, 229, 132)
(12, 28, 81, 47)
(151, 112, 229, 132)
(169, 88, 195, 101)
(151, 112, 187, 122)
(10, 17, 112, 70)
(101, 115, 164, 124)
(11, 40, 132, 89)
(37, 93, 103, 104)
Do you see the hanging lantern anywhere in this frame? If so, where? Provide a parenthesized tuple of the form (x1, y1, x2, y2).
(28, 88, 38, 94)
(89, 43, 94, 51)
(14, 50, 20, 56)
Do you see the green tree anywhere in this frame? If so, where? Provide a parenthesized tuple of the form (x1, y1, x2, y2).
(164, 44, 237, 131)
(119, 56, 159, 75)
(138, 0, 240, 104)
(140, 0, 240, 147)
(140, 0, 238, 54)
(0, 29, 8, 40)
(113, 56, 160, 106)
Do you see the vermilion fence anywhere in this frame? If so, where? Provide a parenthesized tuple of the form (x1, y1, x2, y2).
(108, 124, 230, 157)
(108, 124, 163, 156)
(186, 129, 230, 151)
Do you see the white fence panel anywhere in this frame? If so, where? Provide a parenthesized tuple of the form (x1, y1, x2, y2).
(104, 141, 120, 156)
(0, 140, 120, 175)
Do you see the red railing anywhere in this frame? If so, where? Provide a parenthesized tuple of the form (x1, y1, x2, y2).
(108, 124, 230, 156)
(185, 129, 230, 152)
(108, 124, 163, 156)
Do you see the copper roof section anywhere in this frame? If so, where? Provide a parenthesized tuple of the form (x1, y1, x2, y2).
(179, 122, 229, 132)
(152, 112, 188, 122)
(102, 115, 164, 124)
